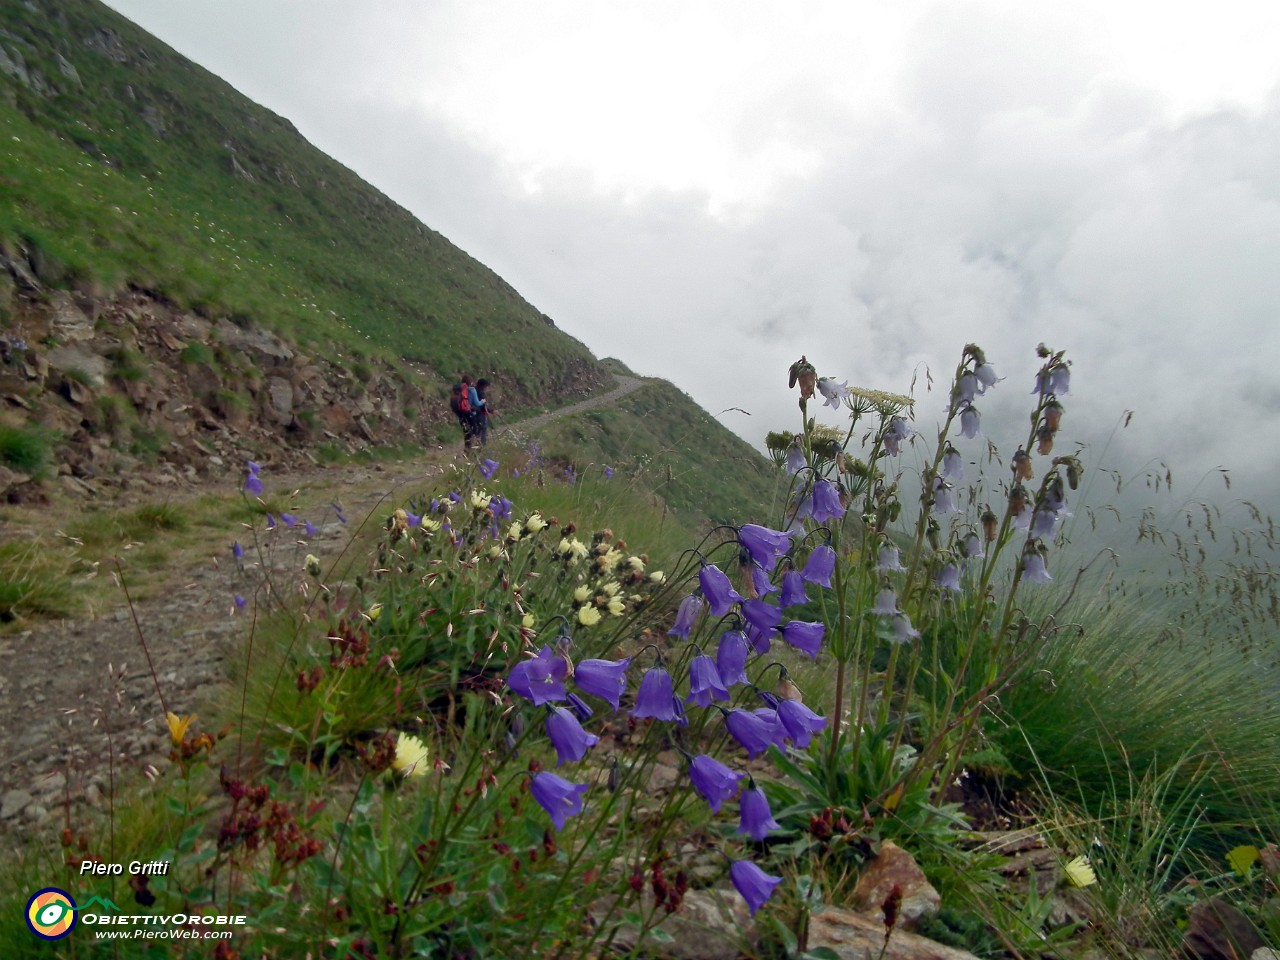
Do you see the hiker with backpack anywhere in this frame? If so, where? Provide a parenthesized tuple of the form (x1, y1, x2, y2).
(450, 375, 476, 448)
(471, 378, 493, 447)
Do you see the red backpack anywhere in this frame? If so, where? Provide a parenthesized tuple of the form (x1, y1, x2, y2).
(450, 383, 472, 415)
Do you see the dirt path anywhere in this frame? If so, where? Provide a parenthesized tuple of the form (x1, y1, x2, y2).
(0, 375, 649, 838)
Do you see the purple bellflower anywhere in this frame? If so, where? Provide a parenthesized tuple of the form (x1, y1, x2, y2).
(750, 565, 779, 597)
(730, 860, 783, 916)
(546, 706, 599, 766)
(1022, 551, 1053, 584)
(738, 524, 793, 572)
(974, 362, 1000, 393)
(688, 754, 745, 813)
(883, 417, 913, 456)
(779, 570, 809, 609)
(876, 545, 906, 572)
(780, 620, 825, 660)
(632, 664, 683, 722)
(785, 442, 806, 475)
(742, 599, 783, 635)
(753, 708, 790, 750)
(724, 708, 776, 759)
(941, 446, 964, 482)
(801, 544, 835, 587)
(891, 614, 921, 643)
(686, 654, 730, 707)
(958, 404, 981, 439)
(479, 458, 500, 479)
(936, 563, 962, 594)
(699, 564, 744, 617)
(817, 377, 851, 409)
(530, 771, 589, 831)
(280, 513, 298, 527)
(304, 520, 318, 537)
(669, 595, 704, 639)
(745, 623, 773, 655)
(933, 476, 957, 515)
(963, 532, 985, 559)
(777, 698, 828, 748)
(573, 657, 632, 711)
(716, 630, 751, 687)
(810, 478, 846, 524)
(507, 646, 569, 706)
(232, 542, 244, 560)
(245, 470, 263, 497)
(265, 513, 277, 530)
(604, 465, 614, 479)
(871, 588, 900, 617)
(739, 783, 781, 841)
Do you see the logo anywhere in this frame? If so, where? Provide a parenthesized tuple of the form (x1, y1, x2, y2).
(25, 888, 78, 940)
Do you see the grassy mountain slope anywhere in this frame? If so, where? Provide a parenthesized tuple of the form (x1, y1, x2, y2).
(0, 0, 776, 528)
(0, 0, 602, 401)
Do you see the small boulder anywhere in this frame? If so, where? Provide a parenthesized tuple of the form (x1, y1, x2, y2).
(851, 839, 941, 930)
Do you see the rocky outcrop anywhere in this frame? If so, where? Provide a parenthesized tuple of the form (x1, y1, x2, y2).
(0, 283, 455, 501)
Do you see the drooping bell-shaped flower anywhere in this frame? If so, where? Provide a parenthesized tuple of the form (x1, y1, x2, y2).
(573, 657, 632, 711)
(810, 478, 846, 524)
(688, 754, 745, 813)
(974, 362, 1000, 393)
(940, 445, 964, 482)
(779, 570, 809, 608)
(716, 630, 751, 687)
(785, 442, 806, 476)
(801, 544, 835, 587)
(530, 771, 589, 831)
(750, 564, 779, 597)
(685, 654, 730, 707)
(1022, 551, 1053, 584)
(699, 564, 743, 618)
(738, 524, 793, 572)
(752, 707, 790, 750)
(963, 532, 985, 559)
(724, 708, 777, 759)
(936, 563, 962, 594)
(245, 469, 264, 497)
(891, 614, 921, 643)
(742, 599, 783, 636)
(745, 623, 773, 654)
(876, 545, 906, 572)
(932, 477, 957, 515)
(632, 664, 682, 722)
(545, 706, 600, 766)
(507, 646, 569, 705)
(479, 458, 500, 480)
(954, 371, 979, 405)
(1049, 364, 1071, 395)
(883, 417, 913, 456)
(780, 621, 825, 660)
(668, 595, 704, 639)
(738, 783, 781, 841)
(871, 587, 900, 617)
(958, 405, 981, 439)
(1030, 506, 1058, 540)
(232, 541, 245, 560)
(776, 698, 827, 748)
(730, 860, 783, 916)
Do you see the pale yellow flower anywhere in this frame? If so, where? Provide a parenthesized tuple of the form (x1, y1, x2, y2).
(470, 490, 491, 511)
(1064, 856, 1097, 888)
(577, 605, 602, 626)
(304, 554, 322, 578)
(507, 521, 524, 541)
(391, 732, 430, 778)
(420, 516, 441, 533)
(525, 513, 546, 533)
(607, 596, 626, 617)
(627, 556, 646, 571)
(365, 603, 383, 622)
(521, 612, 537, 629)
(599, 581, 621, 597)
(573, 585, 592, 604)
(648, 571, 666, 584)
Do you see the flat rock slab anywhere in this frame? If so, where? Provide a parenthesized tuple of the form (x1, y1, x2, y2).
(809, 905, 984, 960)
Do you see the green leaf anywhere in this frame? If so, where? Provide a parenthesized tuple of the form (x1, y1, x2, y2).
(1227, 844, 1260, 876)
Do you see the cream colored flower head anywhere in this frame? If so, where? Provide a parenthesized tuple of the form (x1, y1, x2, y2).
(648, 571, 666, 584)
(470, 490, 491, 511)
(525, 513, 546, 533)
(577, 605, 602, 626)
(573, 585, 592, 604)
(392, 732, 430, 778)
(305, 554, 322, 578)
(607, 596, 626, 617)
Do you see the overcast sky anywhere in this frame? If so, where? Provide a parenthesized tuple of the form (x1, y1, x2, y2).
(102, 0, 1280, 522)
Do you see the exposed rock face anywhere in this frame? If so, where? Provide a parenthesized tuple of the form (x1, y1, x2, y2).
(850, 839, 941, 930)
(809, 905, 983, 960)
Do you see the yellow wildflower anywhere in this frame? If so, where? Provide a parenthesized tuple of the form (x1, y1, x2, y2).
(525, 513, 546, 533)
(573, 585, 592, 604)
(627, 556, 646, 571)
(607, 596, 626, 617)
(521, 612, 536, 629)
(1064, 856, 1097, 888)
(165, 711, 195, 748)
(470, 490, 491, 511)
(648, 571, 666, 584)
(599, 581, 621, 597)
(305, 554, 322, 578)
(577, 605, 602, 626)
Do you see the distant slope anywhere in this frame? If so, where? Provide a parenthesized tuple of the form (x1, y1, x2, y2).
(0, 0, 604, 404)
